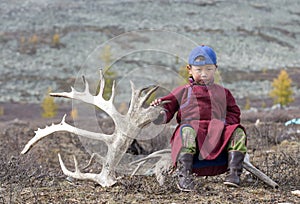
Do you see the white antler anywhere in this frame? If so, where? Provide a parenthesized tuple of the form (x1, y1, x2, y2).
(243, 153, 279, 188)
(21, 70, 164, 187)
(21, 114, 113, 154)
(50, 71, 124, 127)
(130, 150, 279, 188)
(130, 149, 172, 186)
(58, 154, 116, 187)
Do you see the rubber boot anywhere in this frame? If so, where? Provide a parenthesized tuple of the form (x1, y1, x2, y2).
(224, 151, 244, 187)
(176, 153, 195, 192)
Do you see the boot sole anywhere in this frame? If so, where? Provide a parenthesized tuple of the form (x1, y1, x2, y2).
(223, 181, 240, 188)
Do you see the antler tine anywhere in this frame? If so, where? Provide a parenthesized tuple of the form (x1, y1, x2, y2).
(59, 154, 89, 180)
(49, 77, 94, 104)
(243, 153, 279, 188)
(140, 85, 159, 106)
(129, 80, 136, 94)
(130, 154, 164, 176)
(97, 69, 117, 103)
(127, 81, 137, 113)
(130, 160, 146, 177)
(98, 69, 105, 97)
(130, 149, 172, 177)
(20, 115, 114, 155)
(136, 84, 156, 98)
(82, 153, 105, 170)
(73, 155, 79, 172)
(130, 155, 163, 166)
(58, 153, 117, 187)
(21, 115, 67, 154)
(130, 149, 171, 165)
(82, 75, 90, 94)
(109, 80, 116, 103)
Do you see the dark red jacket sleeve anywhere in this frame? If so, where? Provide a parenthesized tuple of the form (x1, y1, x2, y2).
(225, 89, 241, 125)
(159, 86, 186, 123)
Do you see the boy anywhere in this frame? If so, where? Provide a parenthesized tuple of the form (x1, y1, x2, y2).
(150, 45, 247, 191)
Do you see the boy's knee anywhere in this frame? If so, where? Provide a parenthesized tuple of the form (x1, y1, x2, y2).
(180, 126, 196, 154)
(227, 128, 247, 154)
(232, 128, 247, 141)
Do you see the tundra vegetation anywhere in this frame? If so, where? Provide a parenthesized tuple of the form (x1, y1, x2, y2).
(0, 69, 299, 203)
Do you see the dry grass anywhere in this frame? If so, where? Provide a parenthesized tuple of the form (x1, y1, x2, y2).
(0, 111, 299, 203)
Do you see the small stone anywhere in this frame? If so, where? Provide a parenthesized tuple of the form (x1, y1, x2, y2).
(291, 190, 300, 197)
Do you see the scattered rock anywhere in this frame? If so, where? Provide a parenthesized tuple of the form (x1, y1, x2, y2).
(291, 190, 300, 197)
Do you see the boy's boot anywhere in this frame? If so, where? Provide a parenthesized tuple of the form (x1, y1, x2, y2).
(176, 153, 195, 191)
(224, 151, 245, 187)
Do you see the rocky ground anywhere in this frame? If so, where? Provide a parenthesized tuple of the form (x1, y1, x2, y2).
(0, 103, 299, 203)
(1, 0, 300, 104)
(1, 0, 300, 203)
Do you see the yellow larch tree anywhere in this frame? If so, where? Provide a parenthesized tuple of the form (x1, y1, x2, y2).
(41, 87, 58, 118)
(98, 45, 117, 100)
(70, 108, 78, 120)
(178, 65, 189, 85)
(269, 69, 294, 107)
(214, 69, 222, 85)
(244, 98, 251, 110)
(51, 33, 61, 48)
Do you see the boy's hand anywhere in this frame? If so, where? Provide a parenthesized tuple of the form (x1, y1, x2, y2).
(152, 110, 166, 125)
(150, 98, 162, 106)
(150, 98, 167, 124)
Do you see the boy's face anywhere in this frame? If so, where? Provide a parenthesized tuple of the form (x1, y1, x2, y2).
(188, 64, 217, 85)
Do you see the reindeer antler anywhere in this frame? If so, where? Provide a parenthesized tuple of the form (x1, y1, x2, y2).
(243, 153, 279, 188)
(21, 114, 113, 154)
(130, 150, 279, 188)
(21, 70, 165, 187)
(58, 154, 117, 187)
(130, 149, 172, 186)
(50, 70, 124, 126)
